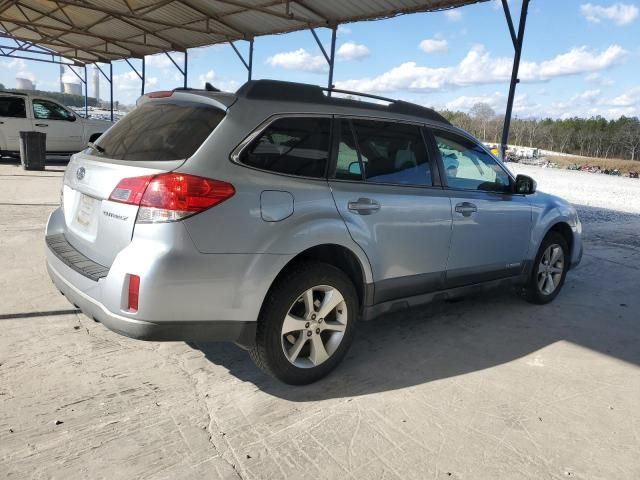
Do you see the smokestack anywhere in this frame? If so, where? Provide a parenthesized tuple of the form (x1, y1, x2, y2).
(92, 65, 100, 101)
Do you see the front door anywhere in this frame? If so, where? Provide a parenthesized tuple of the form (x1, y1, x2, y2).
(31, 98, 83, 152)
(430, 128, 531, 288)
(329, 118, 452, 304)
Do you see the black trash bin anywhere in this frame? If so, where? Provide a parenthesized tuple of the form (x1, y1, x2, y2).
(19, 131, 46, 171)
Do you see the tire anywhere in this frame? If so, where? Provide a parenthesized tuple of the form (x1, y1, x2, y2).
(522, 231, 569, 304)
(249, 261, 358, 385)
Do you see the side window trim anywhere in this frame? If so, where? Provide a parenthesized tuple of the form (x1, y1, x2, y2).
(428, 126, 515, 195)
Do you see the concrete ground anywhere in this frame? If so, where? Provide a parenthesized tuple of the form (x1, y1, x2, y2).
(1, 161, 639, 480)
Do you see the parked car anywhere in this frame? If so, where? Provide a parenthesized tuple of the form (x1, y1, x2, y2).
(0, 91, 112, 157)
(45, 80, 583, 385)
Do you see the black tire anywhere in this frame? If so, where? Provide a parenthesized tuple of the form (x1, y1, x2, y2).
(522, 231, 569, 304)
(249, 261, 358, 385)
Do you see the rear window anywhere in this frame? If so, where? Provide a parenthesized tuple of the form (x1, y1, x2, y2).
(92, 101, 225, 161)
(0, 96, 26, 118)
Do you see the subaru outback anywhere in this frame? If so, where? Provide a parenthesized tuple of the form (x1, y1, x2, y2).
(45, 80, 583, 385)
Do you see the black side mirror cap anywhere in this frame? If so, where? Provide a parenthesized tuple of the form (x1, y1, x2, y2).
(514, 174, 537, 194)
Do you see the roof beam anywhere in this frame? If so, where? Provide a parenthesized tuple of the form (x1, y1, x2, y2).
(0, 16, 169, 50)
(212, 0, 317, 24)
(54, 0, 229, 37)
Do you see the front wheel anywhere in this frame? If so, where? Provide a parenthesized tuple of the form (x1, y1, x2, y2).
(522, 232, 569, 304)
(249, 261, 358, 385)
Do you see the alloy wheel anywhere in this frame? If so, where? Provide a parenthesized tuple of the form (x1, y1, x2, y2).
(537, 244, 565, 295)
(280, 285, 348, 368)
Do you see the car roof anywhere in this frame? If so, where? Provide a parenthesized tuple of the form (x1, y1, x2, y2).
(0, 90, 28, 97)
(234, 80, 451, 126)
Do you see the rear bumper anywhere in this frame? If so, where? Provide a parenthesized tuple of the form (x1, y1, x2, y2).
(47, 259, 256, 345)
(44, 207, 293, 346)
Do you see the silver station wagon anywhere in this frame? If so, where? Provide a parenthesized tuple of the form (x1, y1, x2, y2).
(46, 80, 583, 384)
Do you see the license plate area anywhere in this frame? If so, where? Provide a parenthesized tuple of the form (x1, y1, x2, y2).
(71, 193, 99, 238)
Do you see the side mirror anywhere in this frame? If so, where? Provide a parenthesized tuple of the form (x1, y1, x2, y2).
(514, 174, 537, 194)
(348, 161, 362, 176)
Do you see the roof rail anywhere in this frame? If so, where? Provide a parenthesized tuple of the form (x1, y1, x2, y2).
(235, 80, 450, 126)
(323, 87, 396, 104)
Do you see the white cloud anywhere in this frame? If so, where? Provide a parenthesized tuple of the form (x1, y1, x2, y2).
(337, 25, 352, 35)
(609, 86, 640, 107)
(336, 42, 370, 61)
(16, 71, 35, 82)
(580, 3, 638, 25)
(196, 69, 240, 92)
(336, 44, 627, 93)
(419, 38, 448, 54)
(144, 52, 185, 68)
(266, 48, 326, 73)
(586, 72, 614, 86)
(113, 71, 157, 92)
(445, 92, 504, 111)
(445, 10, 463, 21)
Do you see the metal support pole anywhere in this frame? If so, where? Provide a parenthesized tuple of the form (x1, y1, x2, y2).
(183, 50, 188, 88)
(141, 57, 145, 96)
(248, 39, 254, 81)
(327, 27, 337, 94)
(109, 63, 114, 122)
(84, 65, 88, 118)
(501, 0, 530, 159)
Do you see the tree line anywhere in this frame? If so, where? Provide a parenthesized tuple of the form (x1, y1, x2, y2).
(440, 103, 640, 161)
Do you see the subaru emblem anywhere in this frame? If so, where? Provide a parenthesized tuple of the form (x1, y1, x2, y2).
(76, 167, 85, 181)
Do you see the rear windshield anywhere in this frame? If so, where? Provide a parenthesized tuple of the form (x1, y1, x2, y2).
(91, 101, 225, 161)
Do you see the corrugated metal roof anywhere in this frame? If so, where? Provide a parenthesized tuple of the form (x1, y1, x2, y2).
(0, 0, 489, 64)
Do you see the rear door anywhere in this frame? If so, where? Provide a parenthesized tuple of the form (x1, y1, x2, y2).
(60, 97, 226, 267)
(31, 98, 84, 152)
(0, 95, 32, 152)
(329, 118, 452, 304)
(429, 128, 531, 287)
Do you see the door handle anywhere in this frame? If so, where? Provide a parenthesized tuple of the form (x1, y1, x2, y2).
(455, 202, 478, 217)
(348, 198, 380, 215)
(35, 123, 49, 127)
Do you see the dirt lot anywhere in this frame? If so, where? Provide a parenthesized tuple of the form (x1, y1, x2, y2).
(1, 161, 639, 480)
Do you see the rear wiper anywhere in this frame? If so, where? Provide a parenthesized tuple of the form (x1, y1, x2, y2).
(88, 141, 105, 153)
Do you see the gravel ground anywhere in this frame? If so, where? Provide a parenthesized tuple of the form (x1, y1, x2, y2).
(1, 161, 639, 480)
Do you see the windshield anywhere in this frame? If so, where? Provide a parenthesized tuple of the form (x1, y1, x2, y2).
(91, 100, 225, 161)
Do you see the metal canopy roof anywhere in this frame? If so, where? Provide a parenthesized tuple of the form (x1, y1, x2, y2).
(0, 0, 489, 64)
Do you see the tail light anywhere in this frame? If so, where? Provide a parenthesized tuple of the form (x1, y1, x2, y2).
(128, 274, 140, 312)
(109, 173, 235, 223)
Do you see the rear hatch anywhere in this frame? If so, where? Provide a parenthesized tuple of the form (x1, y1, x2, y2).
(60, 92, 232, 267)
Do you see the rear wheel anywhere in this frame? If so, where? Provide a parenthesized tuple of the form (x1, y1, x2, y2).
(522, 232, 569, 304)
(249, 261, 358, 385)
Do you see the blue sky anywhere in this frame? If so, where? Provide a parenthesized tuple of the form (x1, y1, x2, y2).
(1, 0, 638, 119)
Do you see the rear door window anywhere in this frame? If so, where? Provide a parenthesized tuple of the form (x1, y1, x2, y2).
(92, 101, 225, 161)
(240, 117, 331, 178)
(0, 96, 26, 118)
(347, 119, 432, 186)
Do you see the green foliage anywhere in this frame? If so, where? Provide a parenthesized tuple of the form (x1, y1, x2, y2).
(440, 108, 640, 161)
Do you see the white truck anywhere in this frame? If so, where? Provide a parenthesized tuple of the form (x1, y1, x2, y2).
(0, 91, 112, 157)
